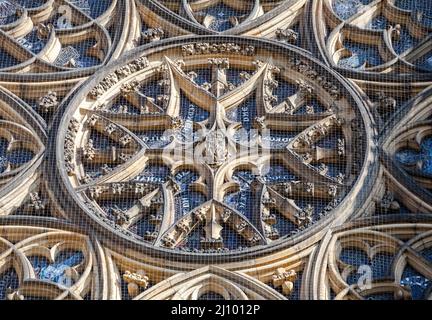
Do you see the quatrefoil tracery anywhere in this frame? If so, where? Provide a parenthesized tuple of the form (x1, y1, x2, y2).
(318, 0, 432, 73)
(0, 0, 117, 72)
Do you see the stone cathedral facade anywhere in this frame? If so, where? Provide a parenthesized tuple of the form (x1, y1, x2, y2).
(0, 0, 431, 301)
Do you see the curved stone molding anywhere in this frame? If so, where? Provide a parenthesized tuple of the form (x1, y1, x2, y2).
(0, 221, 102, 300)
(136, 265, 286, 300)
(0, 87, 45, 215)
(305, 216, 432, 300)
(49, 35, 377, 263)
(0, 0, 431, 301)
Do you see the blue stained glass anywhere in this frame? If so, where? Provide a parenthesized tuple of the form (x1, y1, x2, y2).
(325, 163, 346, 178)
(392, 29, 418, 55)
(139, 130, 171, 149)
(340, 248, 393, 284)
(226, 68, 247, 87)
(415, 2, 432, 16)
(420, 247, 432, 262)
(183, 228, 202, 249)
(191, 68, 212, 86)
(316, 131, 343, 148)
(84, 163, 116, 180)
(136, 164, 170, 184)
(29, 251, 84, 286)
(174, 191, 206, 220)
(89, 131, 114, 149)
(417, 52, 432, 71)
(0, 1, 21, 25)
(394, 0, 416, 11)
(339, 42, 384, 69)
(421, 138, 432, 174)
(263, 164, 296, 184)
(139, 80, 164, 101)
(396, 136, 432, 175)
(220, 226, 249, 250)
(366, 292, 395, 300)
(340, 248, 369, 285)
(262, 130, 295, 150)
(395, 148, 419, 166)
(198, 292, 225, 300)
(7, 149, 34, 165)
(16, 0, 45, 8)
(130, 217, 157, 239)
(100, 199, 137, 225)
(184, 225, 250, 251)
(295, 99, 327, 115)
(73, 39, 100, 68)
(366, 15, 388, 30)
(294, 198, 327, 218)
(394, 0, 432, 27)
(226, 96, 257, 131)
(109, 97, 141, 114)
(180, 93, 209, 123)
(270, 208, 297, 238)
(332, 0, 373, 20)
(224, 170, 256, 218)
(370, 252, 394, 278)
(401, 265, 430, 300)
(174, 169, 199, 191)
(0, 137, 8, 173)
(68, 0, 112, 19)
(18, 29, 46, 54)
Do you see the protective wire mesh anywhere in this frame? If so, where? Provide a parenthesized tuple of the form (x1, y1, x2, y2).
(0, 0, 431, 301)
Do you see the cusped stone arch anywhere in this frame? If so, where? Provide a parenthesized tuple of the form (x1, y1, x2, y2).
(136, 265, 285, 300)
(306, 215, 432, 300)
(47, 34, 377, 273)
(0, 222, 103, 300)
(0, 86, 45, 215)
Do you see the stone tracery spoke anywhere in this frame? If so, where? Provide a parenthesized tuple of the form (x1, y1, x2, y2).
(2, 0, 429, 301)
(319, 0, 432, 73)
(56, 36, 372, 254)
(0, 225, 97, 300)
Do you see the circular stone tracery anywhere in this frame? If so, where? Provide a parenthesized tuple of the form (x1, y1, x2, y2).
(55, 36, 375, 257)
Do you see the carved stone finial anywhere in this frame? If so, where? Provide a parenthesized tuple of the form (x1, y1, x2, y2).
(6, 287, 24, 301)
(36, 23, 52, 39)
(255, 116, 267, 130)
(120, 80, 140, 97)
(112, 206, 129, 225)
(208, 57, 230, 69)
(38, 91, 59, 113)
(123, 270, 149, 298)
(337, 138, 345, 157)
(83, 139, 96, 161)
(295, 204, 314, 227)
(170, 116, 184, 130)
(141, 27, 164, 42)
(380, 191, 400, 212)
(376, 91, 397, 113)
(272, 268, 297, 296)
(296, 79, 314, 99)
(275, 28, 299, 44)
(27, 192, 46, 212)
